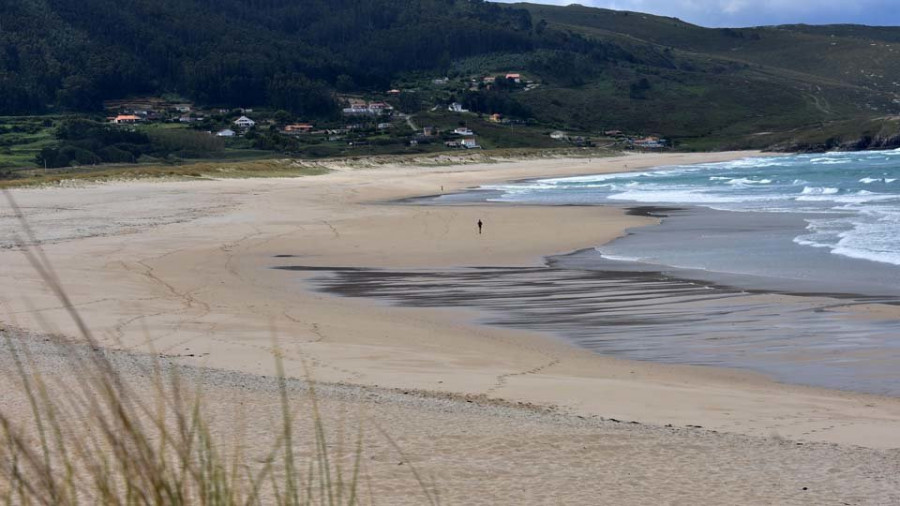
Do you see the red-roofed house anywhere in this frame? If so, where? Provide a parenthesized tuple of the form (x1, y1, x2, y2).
(114, 115, 141, 124)
(368, 102, 393, 112)
(284, 123, 315, 134)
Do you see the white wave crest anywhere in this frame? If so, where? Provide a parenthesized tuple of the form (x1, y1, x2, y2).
(860, 177, 898, 184)
(801, 187, 840, 195)
(810, 157, 850, 165)
(831, 245, 900, 266)
(607, 190, 784, 204)
(709, 176, 772, 185)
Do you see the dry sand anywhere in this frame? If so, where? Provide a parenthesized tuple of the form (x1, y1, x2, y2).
(2, 151, 900, 503)
(3, 333, 899, 505)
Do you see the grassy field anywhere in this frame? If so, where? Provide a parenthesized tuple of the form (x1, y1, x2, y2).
(0, 117, 59, 171)
(0, 117, 295, 179)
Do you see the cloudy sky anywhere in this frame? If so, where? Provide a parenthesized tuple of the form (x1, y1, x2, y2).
(494, 0, 900, 28)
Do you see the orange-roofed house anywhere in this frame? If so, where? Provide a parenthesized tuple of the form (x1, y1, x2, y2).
(114, 115, 141, 124)
(284, 123, 315, 134)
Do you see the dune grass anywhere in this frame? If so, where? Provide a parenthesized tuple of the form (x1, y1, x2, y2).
(0, 146, 617, 190)
(0, 190, 439, 505)
(0, 160, 331, 189)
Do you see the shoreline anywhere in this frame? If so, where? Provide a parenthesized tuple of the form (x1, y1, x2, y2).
(459, 150, 900, 300)
(413, 187, 900, 299)
(3, 150, 900, 453)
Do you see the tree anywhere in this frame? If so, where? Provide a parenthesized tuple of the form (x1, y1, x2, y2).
(0, 0, 539, 114)
(57, 76, 102, 111)
(335, 74, 355, 93)
(273, 110, 292, 126)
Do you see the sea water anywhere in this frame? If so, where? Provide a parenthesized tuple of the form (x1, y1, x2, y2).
(483, 150, 900, 297)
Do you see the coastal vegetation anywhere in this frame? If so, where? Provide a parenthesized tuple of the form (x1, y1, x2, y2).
(0, 147, 614, 190)
(3, 0, 900, 177)
(2, 333, 375, 505)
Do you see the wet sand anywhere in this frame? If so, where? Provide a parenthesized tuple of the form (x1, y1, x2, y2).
(2, 151, 900, 503)
(286, 263, 900, 396)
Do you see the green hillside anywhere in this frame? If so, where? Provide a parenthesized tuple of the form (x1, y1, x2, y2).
(514, 3, 900, 149)
(516, 3, 900, 91)
(3, 0, 900, 163)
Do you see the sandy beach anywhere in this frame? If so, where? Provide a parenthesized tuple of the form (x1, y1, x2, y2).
(3, 151, 900, 504)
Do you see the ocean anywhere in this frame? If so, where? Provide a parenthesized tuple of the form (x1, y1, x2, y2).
(482, 150, 900, 297)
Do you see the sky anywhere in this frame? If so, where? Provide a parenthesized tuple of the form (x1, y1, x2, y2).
(494, 0, 900, 28)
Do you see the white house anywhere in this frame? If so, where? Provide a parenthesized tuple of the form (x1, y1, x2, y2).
(550, 130, 568, 140)
(342, 107, 376, 117)
(633, 137, 666, 149)
(453, 127, 474, 136)
(216, 129, 236, 137)
(367, 102, 393, 113)
(234, 116, 256, 129)
(461, 138, 479, 149)
(448, 102, 468, 113)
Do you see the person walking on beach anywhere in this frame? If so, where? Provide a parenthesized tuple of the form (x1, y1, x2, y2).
(477, 219, 483, 234)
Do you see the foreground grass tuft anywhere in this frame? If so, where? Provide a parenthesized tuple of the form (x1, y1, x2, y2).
(0, 191, 439, 505)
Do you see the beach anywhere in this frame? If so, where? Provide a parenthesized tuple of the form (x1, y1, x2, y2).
(3, 151, 900, 503)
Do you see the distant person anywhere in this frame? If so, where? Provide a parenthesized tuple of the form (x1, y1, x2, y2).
(477, 219, 483, 234)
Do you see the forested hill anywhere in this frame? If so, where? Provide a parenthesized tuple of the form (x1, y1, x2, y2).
(1, 0, 537, 113)
(1, 0, 540, 114)
(4, 0, 900, 150)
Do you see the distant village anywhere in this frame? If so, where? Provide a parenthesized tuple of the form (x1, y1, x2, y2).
(103, 71, 669, 154)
